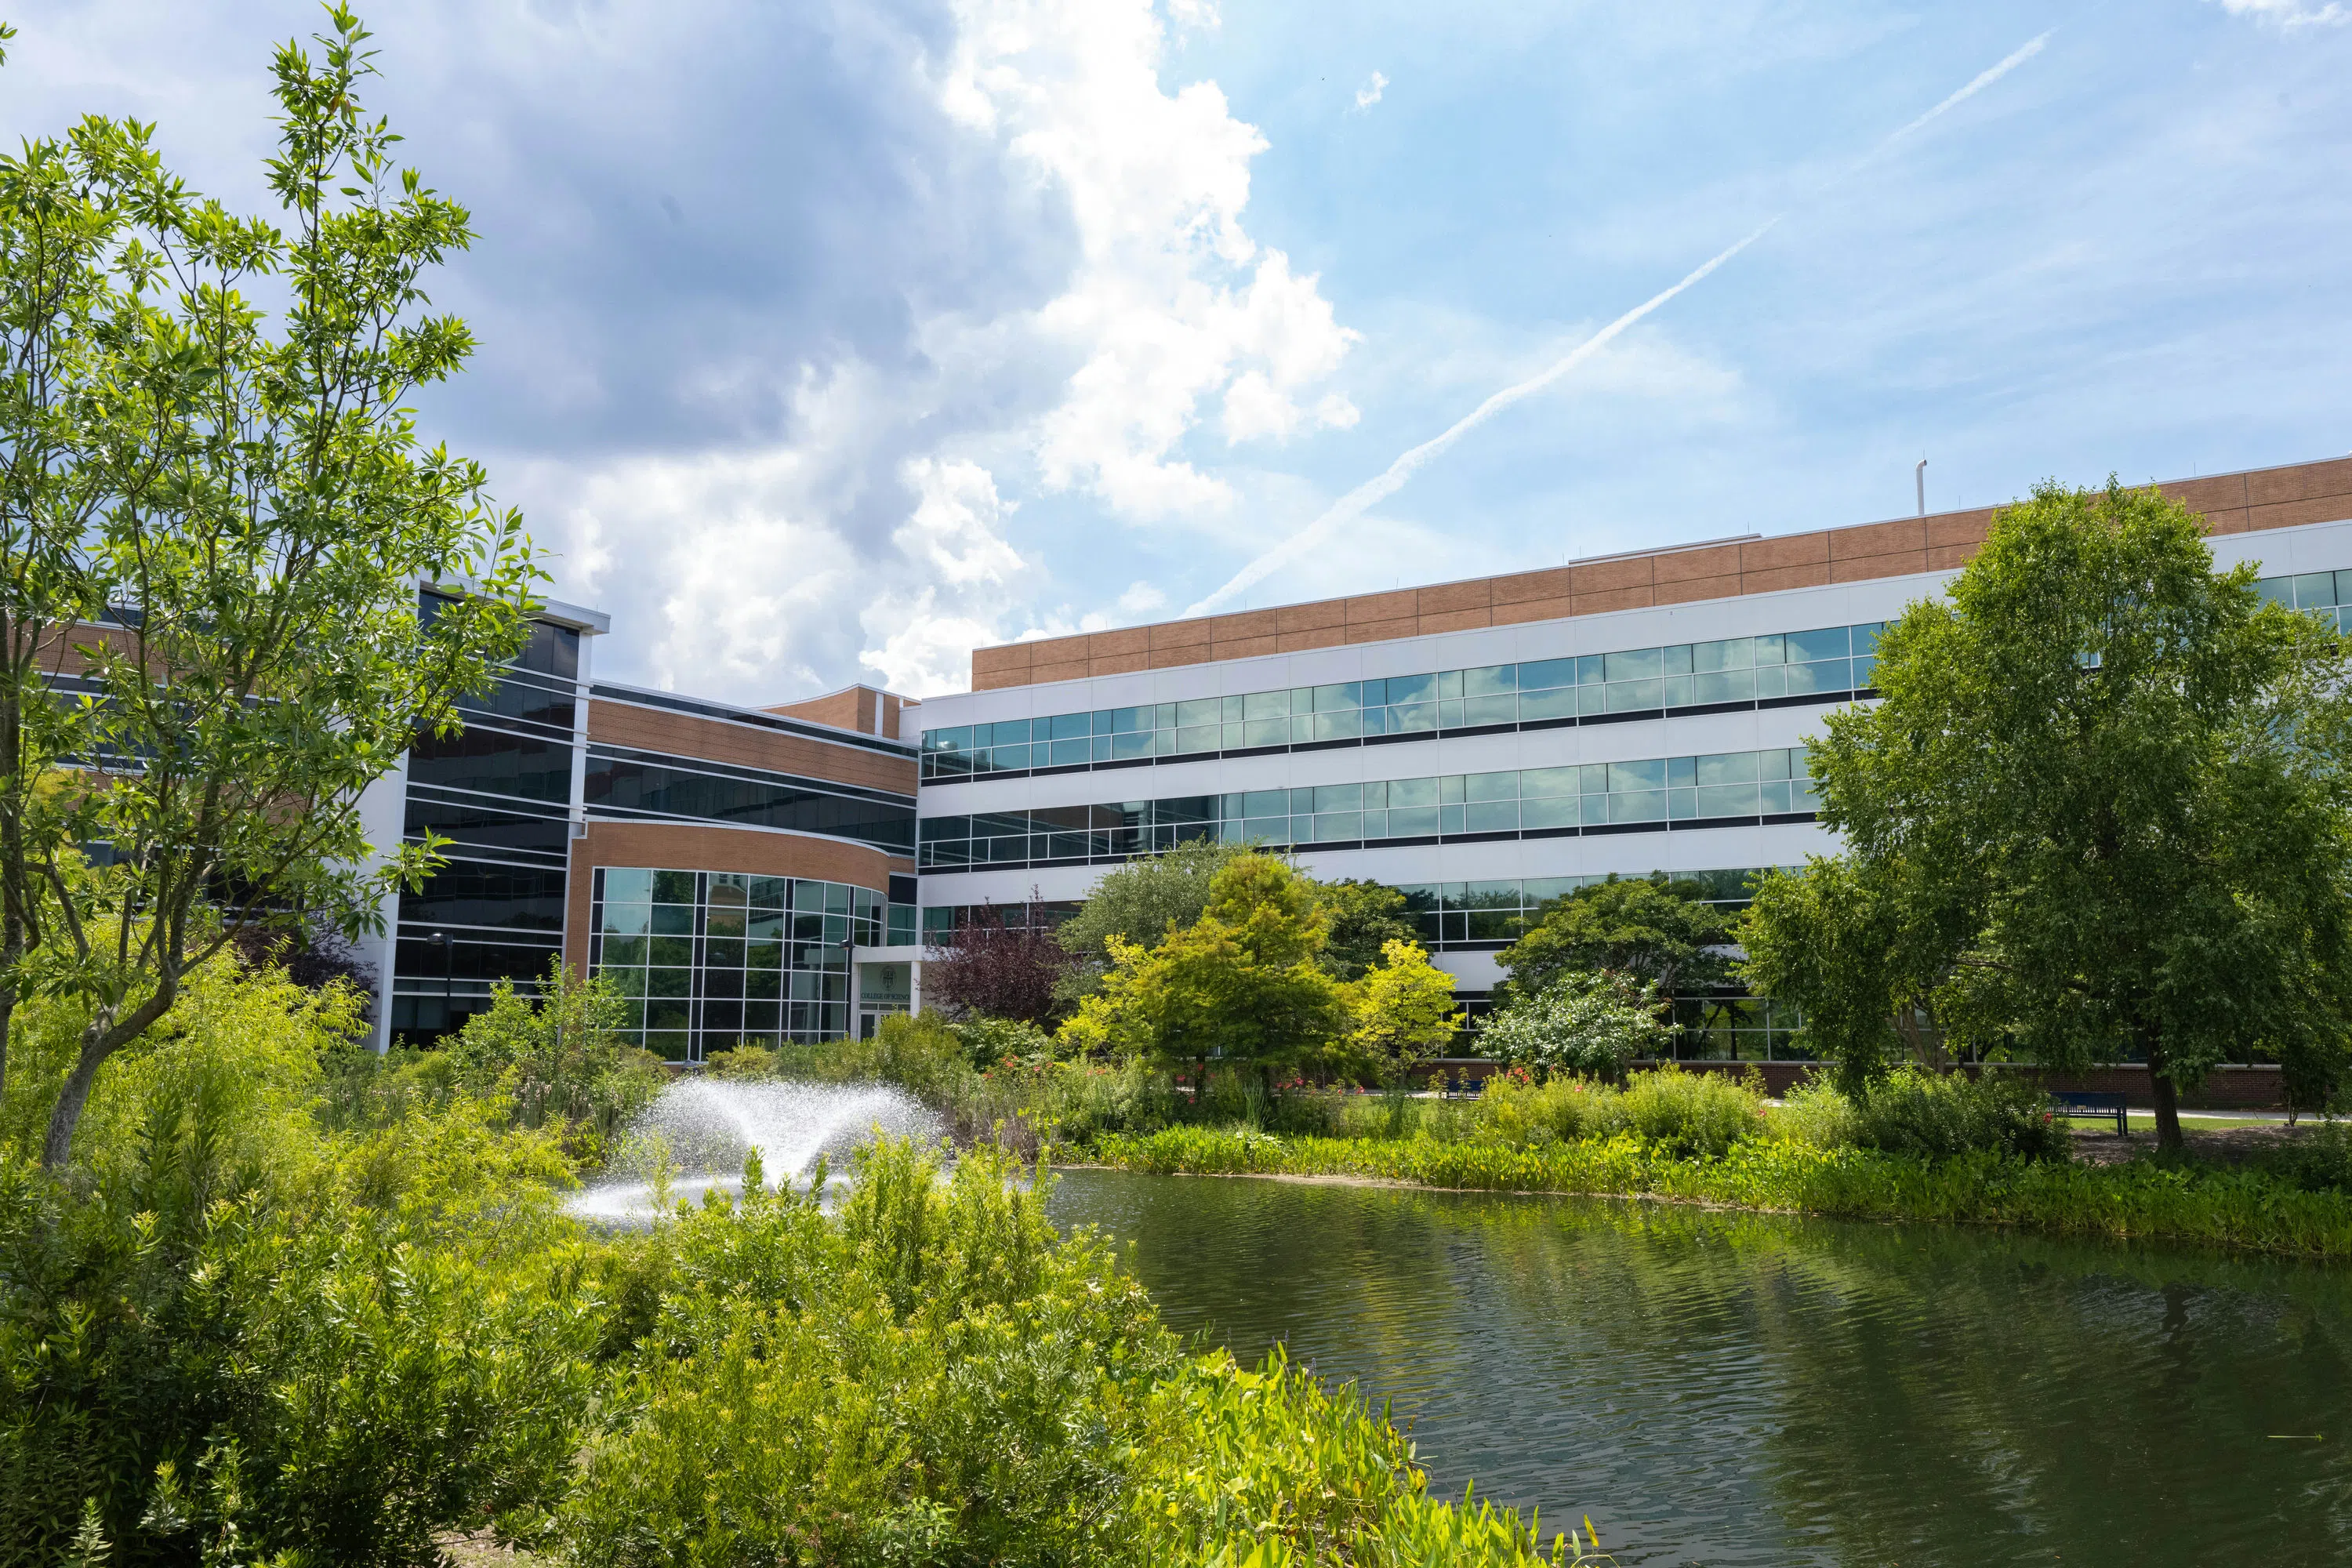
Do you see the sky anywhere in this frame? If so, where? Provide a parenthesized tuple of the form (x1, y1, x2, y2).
(3, 0, 2348, 702)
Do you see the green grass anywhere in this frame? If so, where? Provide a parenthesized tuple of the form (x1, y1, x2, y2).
(1076, 1127, 2352, 1262)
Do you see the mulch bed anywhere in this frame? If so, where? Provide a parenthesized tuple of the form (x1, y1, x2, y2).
(2068, 1122, 2318, 1167)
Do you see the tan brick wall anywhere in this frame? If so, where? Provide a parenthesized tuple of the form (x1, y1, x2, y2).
(764, 684, 909, 738)
(562, 819, 913, 971)
(588, 698, 918, 796)
(967, 456, 2352, 688)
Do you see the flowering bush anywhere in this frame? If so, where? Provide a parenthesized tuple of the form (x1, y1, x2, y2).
(1480, 971, 1671, 1081)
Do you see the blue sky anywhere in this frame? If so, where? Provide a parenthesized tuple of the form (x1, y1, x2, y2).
(3, 1, 2348, 699)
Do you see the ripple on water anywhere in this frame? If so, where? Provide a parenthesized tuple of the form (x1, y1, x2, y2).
(1047, 1170, 2352, 1567)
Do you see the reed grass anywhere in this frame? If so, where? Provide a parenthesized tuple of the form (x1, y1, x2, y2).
(1080, 1127, 2352, 1262)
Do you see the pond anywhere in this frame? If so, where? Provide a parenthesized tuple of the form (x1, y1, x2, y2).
(1047, 1169, 2352, 1566)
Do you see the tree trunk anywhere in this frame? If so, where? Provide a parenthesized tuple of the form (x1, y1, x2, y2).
(2143, 1021, 2184, 1153)
(41, 1033, 113, 1170)
(2150, 1069, 2183, 1153)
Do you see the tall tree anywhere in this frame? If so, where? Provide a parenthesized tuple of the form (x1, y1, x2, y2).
(924, 898, 1071, 1025)
(0, 9, 540, 1167)
(1740, 479, 2352, 1149)
(1311, 878, 1418, 982)
(1058, 853, 1349, 1087)
(1494, 875, 1735, 1009)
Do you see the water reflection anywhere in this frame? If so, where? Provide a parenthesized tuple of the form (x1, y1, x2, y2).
(1047, 1171, 2352, 1566)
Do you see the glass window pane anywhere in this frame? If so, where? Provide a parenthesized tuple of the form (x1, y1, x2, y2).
(1316, 812, 1362, 841)
(1388, 806, 1439, 837)
(1241, 690, 1288, 720)
(1518, 658, 1575, 691)
(1175, 699, 1220, 727)
(1609, 758, 1667, 793)
(603, 868, 653, 902)
(1787, 627, 1849, 662)
(1754, 633, 1786, 666)
(1519, 797, 1578, 831)
(1463, 801, 1518, 833)
(1696, 784, 1759, 818)
(651, 905, 694, 937)
(1313, 784, 1363, 812)
(1693, 670, 1755, 705)
(2294, 572, 2339, 610)
(601, 902, 651, 936)
(1462, 771, 1519, 803)
(1606, 678, 1663, 712)
(1463, 664, 1515, 697)
(1174, 725, 1218, 754)
(1110, 706, 1149, 734)
(1312, 683, 1362, 713)
(1387, 777, 1439, 808)
(653, 870, 697, 904)
(1784, 659, 1849, 695)
(1663, 644, 1693, 675)
(1435, 671, 1464, 699)
(1458, 695, 1515, 726)
(1519, 766, 1577, 798)
(1577, 655, 1606, 686)
(1387, 702, 1437, 733)
(1693, 638, 1752, 673)
(1519, 687, 1577, 720)
(1242, 719, 1288, 748)
(1049, 712, 1090, 739)
(1697, 750, 1760, 786)
(1610, 790, 1668, 823)
(1604, 648, 1663, 682)
(1315, 710, 1363, 741)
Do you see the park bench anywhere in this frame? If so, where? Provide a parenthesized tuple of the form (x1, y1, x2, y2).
(2049, 1089, 2129, 1137)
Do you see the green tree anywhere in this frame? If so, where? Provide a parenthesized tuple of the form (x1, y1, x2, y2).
(1312, 878, 1419, 982)
(0, 9, 540, 1167)
(1052, 837, 1252, 1004)
(1740, 479, 2352, 1149)
(1495, 875, 1734, 1011)
(1339, 938, 1459, 1081)
(1058, 853, 1349, 1088)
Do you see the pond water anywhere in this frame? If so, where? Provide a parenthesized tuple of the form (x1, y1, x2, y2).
(1047, 1170, 2352, 1566)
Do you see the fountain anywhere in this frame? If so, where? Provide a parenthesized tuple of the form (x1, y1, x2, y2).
(567, 1078, 942, 1224)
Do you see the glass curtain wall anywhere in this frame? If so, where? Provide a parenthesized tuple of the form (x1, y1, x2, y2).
(916, 748, 1817, 869)
(921, 623, 1880, 779)
(392, 600, 580, 1043)
(587, 866, 916, 1061)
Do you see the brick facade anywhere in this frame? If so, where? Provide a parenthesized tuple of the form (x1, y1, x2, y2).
(970, 456, 2352, 691)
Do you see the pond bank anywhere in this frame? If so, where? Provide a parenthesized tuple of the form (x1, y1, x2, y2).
(1070, 1127, 2352, 1261)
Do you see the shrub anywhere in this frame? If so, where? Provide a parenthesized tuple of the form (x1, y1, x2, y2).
(1849, 1069, 2070, 1163)
(949, 1014, 1057, 1069)
(1472, 1071, 1613, 1146)
(1599, 1065, 1764, 1159)
(2263, 1120, 2352, 1193)
(1773, 1075, 1860, 1149)
(1481, 971, 1671, 1082)
(702, 1044, 779, 1080)
(439, 962, 668, 1163)
(0, 1089, 596, 1566)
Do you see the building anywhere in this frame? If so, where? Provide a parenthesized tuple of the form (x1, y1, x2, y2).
(365, 453, 2352, 1061)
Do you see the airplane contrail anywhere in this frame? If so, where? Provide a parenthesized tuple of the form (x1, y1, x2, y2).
(1183, 219, 1779, 616)
(1182, 31, 2055, 620)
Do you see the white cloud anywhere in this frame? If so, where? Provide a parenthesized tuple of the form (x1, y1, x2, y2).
(1353, 71, 1388, 111)
(2215, 0, 2350, 25)
(941, 0, 1359, 517)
